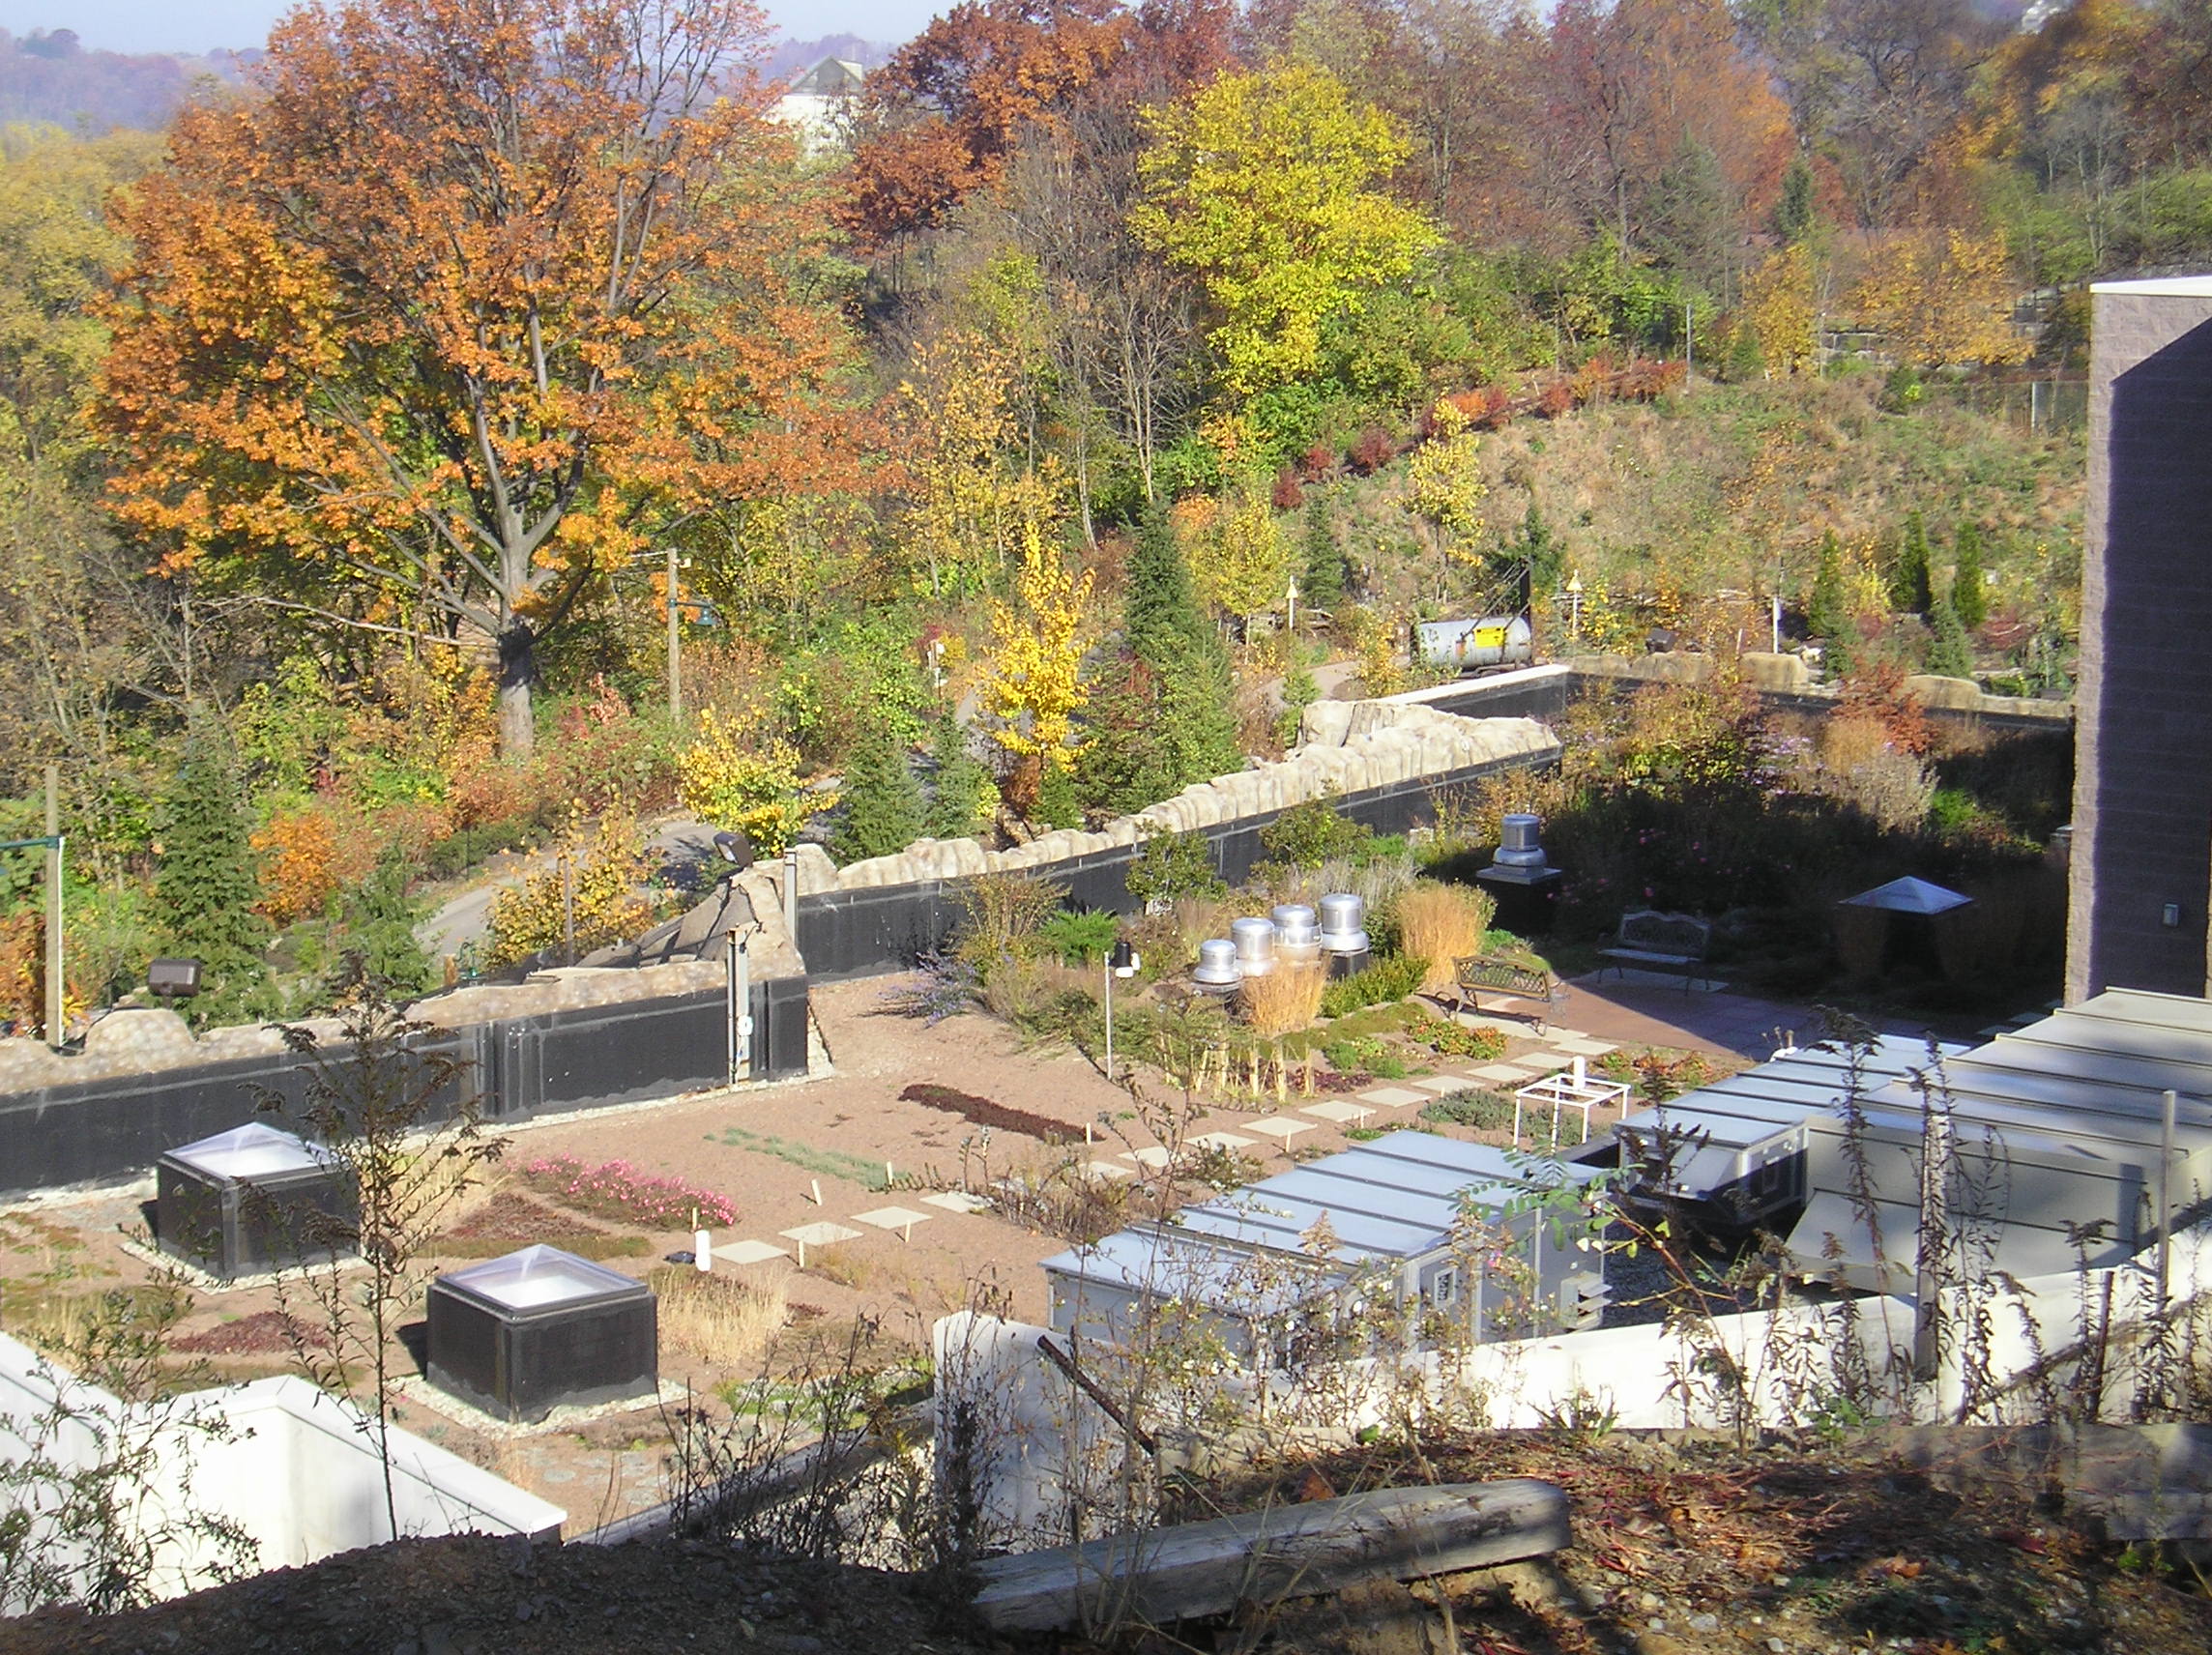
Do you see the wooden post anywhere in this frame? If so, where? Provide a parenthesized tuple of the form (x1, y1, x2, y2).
(1913, 1091, 1952, 1383)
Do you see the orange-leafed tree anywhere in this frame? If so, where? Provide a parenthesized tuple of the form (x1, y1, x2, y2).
(99, 0, 863, 759)
(840, 0, 1129, 247)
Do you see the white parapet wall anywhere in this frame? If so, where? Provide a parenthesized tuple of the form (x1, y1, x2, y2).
(1, 1331, 563, 1609)
(946, 1224, 2212, 1553)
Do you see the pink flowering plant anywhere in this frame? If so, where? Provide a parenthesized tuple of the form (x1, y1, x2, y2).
(519, 1154, 736, 1229)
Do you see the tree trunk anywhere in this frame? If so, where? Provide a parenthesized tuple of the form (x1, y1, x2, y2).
(497, 623, 537, 760)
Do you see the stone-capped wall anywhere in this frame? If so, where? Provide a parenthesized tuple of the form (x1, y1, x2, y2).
(813, 703, 1560, 896)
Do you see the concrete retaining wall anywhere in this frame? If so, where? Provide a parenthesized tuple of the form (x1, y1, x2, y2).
(0, 1332, 563, 1610)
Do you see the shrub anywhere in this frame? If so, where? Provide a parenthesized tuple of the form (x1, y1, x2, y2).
(1260, 791, 1373, 870)
(1240, 962, 1326, 1036)
(1346, 424, 1396, 474)
(677, 709, 822, 856)
(484, 812, 652, 969)
(520, 1154, 736, 1228)
(1039, 908, 1120, 966)
(1270, 466, 1304, 510)
(1420, 1089, 1515, 1130)
(252, 807, 361, 926)
(950, 872, 1063, 968)
(1320, 953, 1430, 1018)
(1414, 1015, 1507, 1060)
(1125, 824, 1227, 907)
(1393, 882, 1496, 992)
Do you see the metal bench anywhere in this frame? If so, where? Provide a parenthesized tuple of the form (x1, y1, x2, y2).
(1450, 956, 1562, 1033)
(1595, 909, 1714, 991)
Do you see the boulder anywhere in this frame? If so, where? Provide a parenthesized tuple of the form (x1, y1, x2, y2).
(1740, 651, 1811, 693)
(1905, 673, 1984, 711)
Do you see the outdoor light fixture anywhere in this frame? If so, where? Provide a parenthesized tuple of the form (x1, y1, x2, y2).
(712, 829, 753, 870)
(147, 957, 203, 1000)
(1103, 937, 1140, 1078)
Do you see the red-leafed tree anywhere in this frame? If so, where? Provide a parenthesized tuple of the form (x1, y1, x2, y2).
(839, 0, 1131, 246)
(100, 0, 863, 759)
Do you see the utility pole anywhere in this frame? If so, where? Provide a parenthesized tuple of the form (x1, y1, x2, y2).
(665, 544, 683, 725)
(44, 765, 62, 1049)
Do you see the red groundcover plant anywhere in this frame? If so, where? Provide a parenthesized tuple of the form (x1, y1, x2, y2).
(520, 1155, 736, 1230)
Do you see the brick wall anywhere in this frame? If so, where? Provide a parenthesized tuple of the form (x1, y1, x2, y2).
(2068, 283, 2212, 1001)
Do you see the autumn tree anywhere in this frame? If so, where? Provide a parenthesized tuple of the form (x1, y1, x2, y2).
(841, 0, 1129, 247)
(982, 518, 1093, 809)
(1131, 60, 1439, 396)
(1742, 243, 1819, 377)
(100, 0, 862, 759)
(892, 328, 1056, 595)
(1849, 224, 2029, 368)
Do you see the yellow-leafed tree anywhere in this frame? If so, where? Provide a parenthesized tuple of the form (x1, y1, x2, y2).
(1850, 227, 2030, 369)
(982, 520, 1094, 803)
(1195, 492, 1297, 627)
(1131, 62, 1439, 396)
(1743, 244, 1819, 378)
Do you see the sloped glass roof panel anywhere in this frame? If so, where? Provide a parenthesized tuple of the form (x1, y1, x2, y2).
(166, 1122, 335, 1181)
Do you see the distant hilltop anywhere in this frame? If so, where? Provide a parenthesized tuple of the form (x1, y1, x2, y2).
(0, 26, 891, 135)
(0, 28, 256, 132)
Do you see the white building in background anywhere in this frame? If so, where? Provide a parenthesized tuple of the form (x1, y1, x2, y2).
(772, 56, 867, 153)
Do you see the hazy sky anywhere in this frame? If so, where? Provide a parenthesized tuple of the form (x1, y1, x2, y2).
(0, 0, 932, 56)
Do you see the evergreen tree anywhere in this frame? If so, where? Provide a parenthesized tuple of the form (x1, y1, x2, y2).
(1890, 510, 1934, 613)
(1102, 501, 1241, 801)
(925, 714, 994, 840)
(1035, 757, 1081, 831)
(1806, 530, 1854, 678)
(1299, 490, 1346, 611)
(1926, 595, 1973, 679)
(1497, 503, 1561, 613)
(1771, 154, 1816, 246)
(1124, 501, 1208, 670)
(834, 721, 925, 861)
(1950, 520, 1988, 629)
(156, 715, 270, 1026)
(1807, 530, 1849, 642)
(330, 847, 435, 999)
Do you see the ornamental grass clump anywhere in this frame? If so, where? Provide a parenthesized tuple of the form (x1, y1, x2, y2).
(1394, 881, 1495, 991)
(1239, 962, 1326, 1036)
(521, 1154, 736, 1229)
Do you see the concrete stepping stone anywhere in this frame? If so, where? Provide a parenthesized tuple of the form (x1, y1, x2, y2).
(921, 1191, 993, 1214)
(1243, 1118, 1313, 1147)
(779, 1221, 862, 1266)
(1079, 1160, 1135, 1180)
(1550, 1036, 1616, 1057)
(1412, 1075, 1477, 1094)
(1355, 1086, 1428, 1107)
(1188, 1130, 1256, 1150)
(852, 1205, 933, 1240)
(1301, 1099, 1375, 1127)
(1120, 1146, 1173, 1170)
(712, 1238, 790, 1265)
(1468, 1062, 1531, 1084)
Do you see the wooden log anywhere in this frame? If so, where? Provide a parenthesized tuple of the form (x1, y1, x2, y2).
(971, 1477, 1570, 1632)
